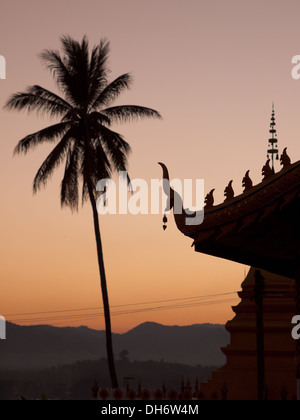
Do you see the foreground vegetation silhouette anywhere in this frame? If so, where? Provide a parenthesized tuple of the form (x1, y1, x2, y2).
(0, 359, 216, 400)
(4, 35, 161, 388)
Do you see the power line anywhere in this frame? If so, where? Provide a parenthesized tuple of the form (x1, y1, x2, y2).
(51, 298, 238, 327)
(9, 298, 238, 323)
(5, 291, 238, 318)
(5, 294, 239, 326)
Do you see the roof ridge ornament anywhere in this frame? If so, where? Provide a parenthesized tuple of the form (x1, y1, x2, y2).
(280, 147, 292, 169)
(262, 159, 274, 181)
(242, 170, 253, 192)
(224, 180, 234, 202)
(205, 189, 215, 208)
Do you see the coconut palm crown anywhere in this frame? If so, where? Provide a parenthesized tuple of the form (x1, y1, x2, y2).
(6, 35, 161, 208)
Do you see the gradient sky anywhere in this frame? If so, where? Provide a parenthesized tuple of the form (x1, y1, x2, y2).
(1, 0, 300, 333)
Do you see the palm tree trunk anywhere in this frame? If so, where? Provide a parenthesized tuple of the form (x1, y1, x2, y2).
(87, 181, 119, 389)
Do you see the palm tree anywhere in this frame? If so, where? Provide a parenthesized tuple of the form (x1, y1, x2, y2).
(5, 35, 161, 389)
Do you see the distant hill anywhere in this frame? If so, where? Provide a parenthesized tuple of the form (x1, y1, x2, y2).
(0, 322, 229, 371)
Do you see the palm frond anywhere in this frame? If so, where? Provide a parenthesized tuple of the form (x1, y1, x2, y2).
(102, 105, 162, 123)
(61, 144, 81, 211)
(59, 35, 93, 107)
(88, 39, 110, 103)
(93, 142, 113, 181)
(39, 48, 80, 106)
(96, 124, 131, 156)
(4, 85, 72, 117)
(88, 111, 111, 128)
(91, 73, 133, 110)
(94, 125, 131, 175)
(33, 128, 75, 192)
(81, 141, 112, 205)
(30, 85, 72, 112)
(14, 121, 71, 155)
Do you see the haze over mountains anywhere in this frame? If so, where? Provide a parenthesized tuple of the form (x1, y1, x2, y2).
(0, 322, 229, 370)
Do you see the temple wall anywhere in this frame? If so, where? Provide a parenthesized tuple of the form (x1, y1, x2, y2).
(200, 268, 297, 400)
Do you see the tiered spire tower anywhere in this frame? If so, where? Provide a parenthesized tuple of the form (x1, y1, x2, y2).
(267, 103, 279, 172)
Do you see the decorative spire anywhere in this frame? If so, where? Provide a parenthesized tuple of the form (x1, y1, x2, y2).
(267, 103, 279, 172)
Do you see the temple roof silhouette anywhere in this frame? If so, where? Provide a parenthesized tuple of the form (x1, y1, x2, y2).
(159, 147, 300, 279)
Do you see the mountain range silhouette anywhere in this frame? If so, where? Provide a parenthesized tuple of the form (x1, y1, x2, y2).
(0, 322, 229, 370)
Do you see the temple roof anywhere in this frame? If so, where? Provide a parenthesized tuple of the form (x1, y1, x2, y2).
(160, 149, 300, 280)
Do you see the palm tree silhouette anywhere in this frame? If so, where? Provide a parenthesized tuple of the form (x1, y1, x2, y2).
(5, 35, 161, 389)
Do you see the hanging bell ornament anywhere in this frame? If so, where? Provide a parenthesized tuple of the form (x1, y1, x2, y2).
(163, 214, 168, 231)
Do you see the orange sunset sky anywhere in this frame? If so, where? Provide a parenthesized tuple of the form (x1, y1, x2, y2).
(1, 0, 300, 333)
